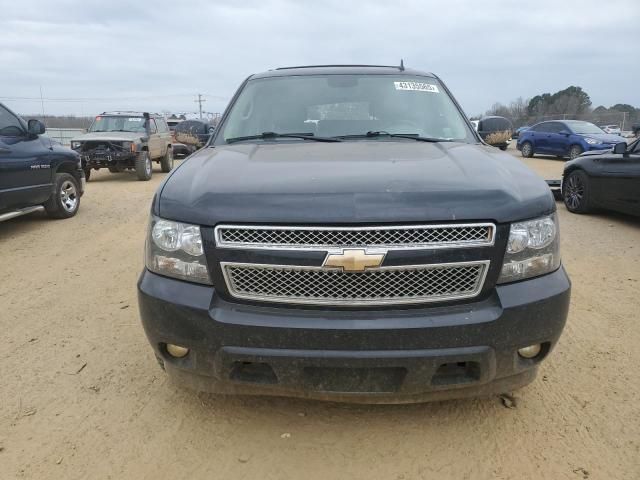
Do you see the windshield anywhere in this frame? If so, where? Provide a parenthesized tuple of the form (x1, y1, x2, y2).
(89, 115, 147, 133)
(565, 121, 605, 135)
(217, 74, 475, 144)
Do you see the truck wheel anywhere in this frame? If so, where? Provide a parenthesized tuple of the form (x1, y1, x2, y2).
(135, 151, 152, 181)
(521, 141, 534, 158)
(563, 170, 591, 214)
(569, 145, 583, 160)
(160, 147, 174, 173)
(44, 173, 81, 219)
(83, 169, 91, 181)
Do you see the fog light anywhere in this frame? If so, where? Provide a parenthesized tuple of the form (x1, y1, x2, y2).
(166, 343, 189, 358)
(518, 344, 542, 359)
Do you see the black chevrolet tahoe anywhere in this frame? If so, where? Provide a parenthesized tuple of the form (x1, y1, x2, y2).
(0, 102, 84, 222)
(137, 65, 571, 403)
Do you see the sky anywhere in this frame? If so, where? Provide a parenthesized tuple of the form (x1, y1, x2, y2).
(1, 0, 638, 119)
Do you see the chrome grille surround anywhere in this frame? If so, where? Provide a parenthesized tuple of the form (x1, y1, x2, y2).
(215, 223, 495, 251)
(221, 260, 490, 306)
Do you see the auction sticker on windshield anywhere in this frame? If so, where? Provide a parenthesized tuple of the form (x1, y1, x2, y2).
(394, 81, 439, 93)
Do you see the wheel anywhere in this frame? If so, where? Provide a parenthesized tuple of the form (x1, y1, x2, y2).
(563, 170, 591, 214)
(569, 145, 583, 160)
(83, 168, 91, 181)
(160, 147, 174, 173)
(135, 151, 152, 181)
(44, 173, 81, 219)
(521, 141, 534, 158)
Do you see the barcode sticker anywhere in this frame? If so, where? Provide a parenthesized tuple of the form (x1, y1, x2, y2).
(394, 81, 439, 93)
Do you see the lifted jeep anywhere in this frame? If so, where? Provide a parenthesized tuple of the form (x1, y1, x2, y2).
(71, 112, 173, 181)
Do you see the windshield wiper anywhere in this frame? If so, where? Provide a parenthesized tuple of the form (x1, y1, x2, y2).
(337, 131, 452, 142)
(226, 132, 341, 144)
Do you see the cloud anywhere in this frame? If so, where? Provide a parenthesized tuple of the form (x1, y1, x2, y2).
(1, 0, 638, 117)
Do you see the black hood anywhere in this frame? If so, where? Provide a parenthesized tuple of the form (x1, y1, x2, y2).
(158, 141, 554, 225)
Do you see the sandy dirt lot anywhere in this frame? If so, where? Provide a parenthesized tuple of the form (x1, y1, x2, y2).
(1, 148, 639, 480)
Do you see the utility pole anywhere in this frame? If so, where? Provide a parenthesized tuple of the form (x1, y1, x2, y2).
(195, 93, 206, 119)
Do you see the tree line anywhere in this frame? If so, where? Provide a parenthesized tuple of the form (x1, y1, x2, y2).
(481, 86, 639, 130)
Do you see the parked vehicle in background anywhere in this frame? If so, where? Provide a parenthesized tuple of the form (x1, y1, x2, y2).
(600, 125, 621, 135)
(0, 102, 84, 222)
(166, 117, 191, 158)
(166, 118, 183, 132)
(71, 112, 173, 181)
(512, 126, 530, 139)
(517, 120, 623, 160)
(138, 64, 570, 403)
(173, 119, 214, 156)
(477, 116, 513, 150)
(562, 139, 639, 217)
(631, 123, 640, 137)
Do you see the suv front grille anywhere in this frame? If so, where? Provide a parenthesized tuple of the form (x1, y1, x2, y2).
(215, 224, 495, 250)
(221, 261, 489, 306)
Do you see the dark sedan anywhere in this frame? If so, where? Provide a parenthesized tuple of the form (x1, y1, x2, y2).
(562, 139, 640, 216)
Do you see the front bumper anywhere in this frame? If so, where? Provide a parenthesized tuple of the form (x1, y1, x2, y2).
(81, 151, 136, 168)
(137, 267, 571, 403)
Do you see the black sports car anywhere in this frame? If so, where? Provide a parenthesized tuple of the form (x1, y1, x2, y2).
(562, 139, 640, 217)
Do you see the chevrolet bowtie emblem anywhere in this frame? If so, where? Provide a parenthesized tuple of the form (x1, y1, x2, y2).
(323, 249, 385, 272)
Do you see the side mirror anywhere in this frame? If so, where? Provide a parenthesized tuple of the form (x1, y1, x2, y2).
(613, 142, 627, 155)
(558, 130, 570, 136)
(27, 119, 46, 136)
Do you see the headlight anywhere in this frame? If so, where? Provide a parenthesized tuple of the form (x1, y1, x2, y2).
(585, 137, 601, 145)
(145, 216, 211, 284)
(498, 213, 561, 283)
(71, 141, 82, 150)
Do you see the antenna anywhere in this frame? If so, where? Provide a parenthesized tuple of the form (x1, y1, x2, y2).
(399, 59, 405, 71)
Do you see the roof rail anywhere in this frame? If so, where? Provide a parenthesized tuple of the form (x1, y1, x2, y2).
(274, 64, 406, 71)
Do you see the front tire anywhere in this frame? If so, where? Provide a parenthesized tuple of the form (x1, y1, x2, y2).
(521, 141, 534, 158)
(44, 173, 81, 219)
(135, 151, 152, 181)
(569, 145, 583, 160)
(563, 170, 591, 214)
(160, 147, 174, 173)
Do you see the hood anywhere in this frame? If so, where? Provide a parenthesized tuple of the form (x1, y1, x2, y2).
(72, 131, 144, 143)
(578, 133, 623, 144)
(158, 141, 555, 225)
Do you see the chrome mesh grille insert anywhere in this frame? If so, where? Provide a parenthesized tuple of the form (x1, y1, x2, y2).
(222, 261, 489, 306)
(215, 224, 494, 250)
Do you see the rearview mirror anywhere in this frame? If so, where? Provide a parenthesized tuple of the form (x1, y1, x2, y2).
(613, 142, 627, 155)
(27, 119, 45, 136)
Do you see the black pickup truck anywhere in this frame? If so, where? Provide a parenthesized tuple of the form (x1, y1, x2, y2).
(138, 65, 571, 403)
(0, 103, 84, 222)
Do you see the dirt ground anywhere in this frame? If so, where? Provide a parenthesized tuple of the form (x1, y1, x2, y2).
(1, 147, 639, 480)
